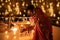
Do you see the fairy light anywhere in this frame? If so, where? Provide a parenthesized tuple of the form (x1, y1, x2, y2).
(5, 18, 8, 21)
(39, 0, 41, 3)
(23, 14, 25, 17)
(57, 17, 60, 20)
(56, 21, 59, 24)
(58, 11, 60, 14)
(57, 2, 59, 7)
(24, 10, 26, 12)
(31, 0, 34, 4)
(2, 3, 4, 6)
(5, 31, 8, 34)
(20, 12, 22, 15)
(1, 0, 3, 2)
(26, 4, 28, 6)
(5, 10, 9, 15)
(53, 14, 56, 17)
(5, 0, 8, 3)
(41, 5, 46, 13)
(43, 2, 45, 5)
(7, 5, 12, 12)
(8, 0, 10, 2)
(9, 2, 11, 5)
(22, 2, 25, 6)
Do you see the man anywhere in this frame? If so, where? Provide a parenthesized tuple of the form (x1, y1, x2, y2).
(26, 5, 52, 40)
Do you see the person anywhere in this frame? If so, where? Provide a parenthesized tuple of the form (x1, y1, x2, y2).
(26, 5, 52, 40)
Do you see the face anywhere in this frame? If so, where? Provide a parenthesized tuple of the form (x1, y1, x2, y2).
(27, 10, 32, 16)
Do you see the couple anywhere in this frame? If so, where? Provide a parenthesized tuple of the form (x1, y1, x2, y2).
(26, 5, 52, 40)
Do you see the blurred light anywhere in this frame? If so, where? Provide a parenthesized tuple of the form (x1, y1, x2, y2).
(42, 0, 44, 2)
(31, 0, 34, 4)
(53, 14, 56, 17)
(11, 27, 18, 32)
(22, 2, 25, 6)
(24, 10, 26, 12)
(26, 4, 28, 6)
(5, 18, 8, 21)
(46, 5, 49, 8)
(14, 36, 16, 39)
(58, 11, 60, 14)
(0, 13, 1, 15)
(41, 5, 46, 13)
(39, 0, 41, 3)
(8, 0, 10, 2)
(26, 21, 30, 24)
(43, 2, 45, 5)
(5, 35, 9, 39)
(23, 14, 25, 17)
(21, 24, 23, 27)
(57, 17, 60, 20)
(20, 12, 22, 15)
(9, 2, 11, 5)
(5, 31, 8, 34)
(0, 5, 2, 8)
(5, 10, 9, 15)
(50, 3, 53, 6)
(7, 5, 12, 12)
(16, 2, 19, 5)
(57, 2, 59, 7)
(13, 4, 15, 7)
(2, 3, 4, 6)
(5, 0, 8, 3)
(36, 3, 38, 6)
(56, 21, 59, 24)
(1, 0, 3, 2)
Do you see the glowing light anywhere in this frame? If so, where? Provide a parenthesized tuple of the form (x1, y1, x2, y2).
(23, 14, 25, 16)
(35, 0, 38, 3)
(43, 2, 45, 5)
(58, 11, 60, 14)
(5, 31, 8, 34)
(1, 0, 3, 2)
(56, 21, 59, 24)
(53, 14, 56, 17)
(8, 0, 10, 1)
(22, 2, 25, 6)
(13, 4, 15, 7)
(20, 12, 22, 15)
(50, 3, 53, 6)
(0, 5, 2, 8)
(31, 0, 34, 4)
(21, 24, 23, 27)
(5, 10, 9, 15)
(11, 27, 18, 32)
(41, 5, 46, 13)
(5, 0, 8, 3)
(7, 5, 12, 12)
(5, 35, 9, 39)
(57, 2, 59, 7)
(14, 36, 16, 39)
(5, 18, 8, 21)
(36, 3, 38, 6)
(42, 0, 44, 2)
(39, 0, 41, 3)
(9, 2, 11, 5)
(57, 17, 60, 20)
(2, 3, 4, 6)
(24, 10, 26, 12)
(26, 4, 28, 6)
(26, 21, 30, 24)
(16, 2, 19, 5)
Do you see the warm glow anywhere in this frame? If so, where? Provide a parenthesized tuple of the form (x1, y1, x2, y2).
(57, 17, 60, 20)
(20, 12, 22, 15)
(53, 14, 56, 17)
(0, 5, 2, 8)
(57, 2, 59, 7)
(8, 0, 10, 1)
(5, 31, 8, 34)
(26, 21, 30, 24)
(56, 21, 59, 24)
(39, 0, 41, 3)
(5, 10, 9, 15)
(1, 0, 3, 2)
(58, 11, 60, 14)
(2, 3, 4, 6)
(23, 14, 25, 16)
(5, 35, 9, 39)
(5, 18, 8, 21)
(5, 0, 8, 3)
(9, 2, 11, 5)
(14, 36, 16, 39)
(7, 5, 12, 12)
(43, 2, 45, 5)
(21, 24, 24, 27)
(22, 2, 25, 6)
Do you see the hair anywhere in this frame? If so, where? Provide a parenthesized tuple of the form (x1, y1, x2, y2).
(26, 5, 35, 13)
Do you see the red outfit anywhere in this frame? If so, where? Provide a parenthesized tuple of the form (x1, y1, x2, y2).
(32, 7, 52, 40)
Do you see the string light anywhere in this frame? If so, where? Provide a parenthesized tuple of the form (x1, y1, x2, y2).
(57, 2, 60, 7)
(56, 21, 59, 24)
(57, 17, 60, 20)
(2, 3, 4, 6)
